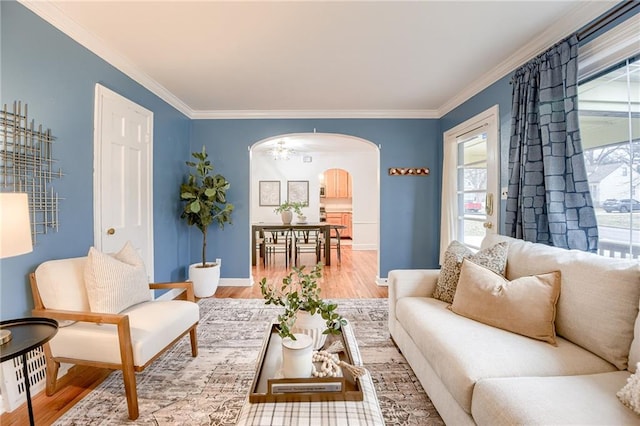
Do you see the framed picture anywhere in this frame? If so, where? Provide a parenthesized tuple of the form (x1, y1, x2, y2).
(287, 180, 309, 205)
(259, 181, 281, 206)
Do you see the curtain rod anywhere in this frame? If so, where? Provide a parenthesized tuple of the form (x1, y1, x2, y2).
(577, 1, 639, 41)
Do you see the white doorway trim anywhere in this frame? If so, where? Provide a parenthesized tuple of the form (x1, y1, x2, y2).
(249, 133, 381, 285)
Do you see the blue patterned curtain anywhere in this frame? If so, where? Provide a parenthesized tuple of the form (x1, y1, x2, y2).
(505, 35, 598, 252)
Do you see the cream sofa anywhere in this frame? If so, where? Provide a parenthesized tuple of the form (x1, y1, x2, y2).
(388, 234, 640, 425)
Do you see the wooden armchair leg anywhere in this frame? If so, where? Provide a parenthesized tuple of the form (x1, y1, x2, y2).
(122, 363, 139, 420)
(189, 327, 198, 357)
(117, 316, 139, 420)
(45, 357, 59, 396)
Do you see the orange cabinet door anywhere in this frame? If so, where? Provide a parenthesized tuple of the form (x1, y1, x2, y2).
(336, 170, 351, 198)
(324, 169, 338, 198)
(326, 213, 342, 226)
(323, 169, 351, 199)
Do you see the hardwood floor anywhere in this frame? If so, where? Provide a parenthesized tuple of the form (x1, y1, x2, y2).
(218, 245, 386, 299)
(1, 245, 384, 425)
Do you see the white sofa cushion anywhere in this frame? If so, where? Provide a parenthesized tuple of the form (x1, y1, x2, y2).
(483, 234, 640, 370)
(48, 300, 199, 366)
(472, 371, 637, 426)
(34, 257, 90, 312)
(452, 259, 561, 344)
(396, 296, 617, 414)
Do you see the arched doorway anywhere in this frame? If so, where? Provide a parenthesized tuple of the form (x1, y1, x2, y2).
(249, 133, 380, 281)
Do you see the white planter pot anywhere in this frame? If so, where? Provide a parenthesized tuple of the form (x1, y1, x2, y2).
(297, 215, 307, 223)
(188, 262, 220, 298)
(281, 211, 293, 224)
(281, 333, 313, 378)
(292, 310, 328, 350)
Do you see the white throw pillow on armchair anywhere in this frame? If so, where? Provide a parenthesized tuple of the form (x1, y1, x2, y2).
(84, 241, 151, 313)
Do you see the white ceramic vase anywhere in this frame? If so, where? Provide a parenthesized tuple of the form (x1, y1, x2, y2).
(188, 262, 220, 298)
(292, 310, 328, 350)
(281, 333, 313, 378)
(281, 211, 293, 224)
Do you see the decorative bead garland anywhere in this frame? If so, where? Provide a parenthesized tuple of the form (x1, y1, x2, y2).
(311, 350, 341, 378)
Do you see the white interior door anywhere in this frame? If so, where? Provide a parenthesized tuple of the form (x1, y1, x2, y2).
(94, 84, 154, 280)
(441, 106, 499, 255)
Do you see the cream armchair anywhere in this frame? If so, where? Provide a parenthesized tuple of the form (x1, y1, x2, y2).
(29, 256, 199, 420)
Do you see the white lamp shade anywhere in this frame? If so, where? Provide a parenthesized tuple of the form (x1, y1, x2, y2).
(0, 193, 33, 258)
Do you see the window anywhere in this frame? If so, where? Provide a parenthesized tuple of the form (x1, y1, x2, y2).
(457, 131, 489, 249)
(578, 15, 639, 259)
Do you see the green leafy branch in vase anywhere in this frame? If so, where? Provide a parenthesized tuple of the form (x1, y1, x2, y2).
(260, 263, 347, 340)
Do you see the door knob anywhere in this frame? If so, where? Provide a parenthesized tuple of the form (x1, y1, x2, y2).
(483, 222, 493, 229)
(107, 228, 115, 235)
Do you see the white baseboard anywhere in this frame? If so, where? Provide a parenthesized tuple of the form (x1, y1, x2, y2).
(376, 276, 388, 287)
(219, 277, 252, 287)
(351, 244, 378, 250)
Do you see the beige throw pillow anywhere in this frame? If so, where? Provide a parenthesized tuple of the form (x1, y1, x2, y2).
(84, 241, 151, 313)
(433, 240, 508, 303)
(618, 363, 640, 415)
(451, 259, 561, 345)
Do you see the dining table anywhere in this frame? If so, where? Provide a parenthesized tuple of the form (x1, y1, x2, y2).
(251, 222, 344, 266)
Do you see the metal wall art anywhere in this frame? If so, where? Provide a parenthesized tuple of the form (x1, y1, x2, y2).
(1, 101, 63, 243)
(388, 167, 430, 176)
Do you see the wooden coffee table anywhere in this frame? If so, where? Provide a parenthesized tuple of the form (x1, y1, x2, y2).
(236, 322, 384, 425)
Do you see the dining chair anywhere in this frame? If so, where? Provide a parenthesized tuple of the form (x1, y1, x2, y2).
(293, 228, 322, 266)
(330, 226, 343, 264)
(321, 226, 342, 264)
(256, 228, 266, 265)
(263, 228, 292, 267)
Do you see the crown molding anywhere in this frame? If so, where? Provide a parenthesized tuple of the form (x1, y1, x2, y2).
(18, 0, 194, 118)
(17, 0, 619, 121)
(190, 109, 439, 120)
(437, 1, 617, 117)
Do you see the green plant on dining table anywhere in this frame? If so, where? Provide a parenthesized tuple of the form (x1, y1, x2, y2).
(260, 263, 346, 341)
(273, 200, 307, 216)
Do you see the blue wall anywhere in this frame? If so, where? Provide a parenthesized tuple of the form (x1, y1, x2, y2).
(190, 119, 441, 280)
(0, 1, 191, 319)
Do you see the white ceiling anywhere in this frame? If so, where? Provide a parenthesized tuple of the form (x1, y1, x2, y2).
(22, 1, 617, 119)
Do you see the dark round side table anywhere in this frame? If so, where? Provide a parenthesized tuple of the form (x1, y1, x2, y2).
(0, 317, 58, 426)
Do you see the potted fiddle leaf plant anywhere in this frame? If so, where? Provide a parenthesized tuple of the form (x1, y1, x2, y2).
(260, 263, 346, 350)
(180, 145, 234, 297)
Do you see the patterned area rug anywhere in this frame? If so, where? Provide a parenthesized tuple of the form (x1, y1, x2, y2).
(54, 298, 444, 425)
